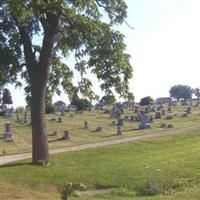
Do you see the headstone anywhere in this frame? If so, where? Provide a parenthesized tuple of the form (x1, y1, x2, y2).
(23, 111, 29, 124)
(60, 105, 65, 116)
(150, 115, 154, 123)
(63, 130, 70, 140)
(155, 112, 161, 119)
(4, 109, 12, 118)
(5, 122, 13, 142)
(117, 125, 122, 135)
(129, 116, 135, 122)
(139, 114, 152, 129)
(58, 117, 62, 123)
(123, 115, 129, 121)
(182, 113, 188, 117)
(16, 113, 20, 122)
(84, 121, 88, 129)
(168, 107, 172, 112)
(117, 117, 124, 126)
(167, 124, 174, 128)
(161, 110, 166, 115)
(166, 115, 173, 120)
(96, 126, 102, 132)
(157, 106, 161, 111)
(52, 131, 58, 136)
(160, 123, 166, 128)
(50, 118, 57, 121)
(186, 107, 192, 114)
(150, 107, 155, 112)
(181, 100, 188, 106)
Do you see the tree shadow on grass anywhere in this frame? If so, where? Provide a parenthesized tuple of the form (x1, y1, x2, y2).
(0, 162, 32, 168)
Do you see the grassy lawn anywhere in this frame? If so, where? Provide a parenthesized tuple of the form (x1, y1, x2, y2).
(0, 128, 200, 199)
(0, 104, 200, 155)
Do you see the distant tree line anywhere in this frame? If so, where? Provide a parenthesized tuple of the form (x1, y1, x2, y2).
(169, 85, 200, 101)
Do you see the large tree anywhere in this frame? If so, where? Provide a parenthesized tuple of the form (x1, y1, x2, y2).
(193, 88, 200, 101)
(0, 0, 133, 164)
(169, 85, 193, 101)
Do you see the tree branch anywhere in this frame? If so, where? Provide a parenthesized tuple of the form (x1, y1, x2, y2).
(95, 0, 135, 29)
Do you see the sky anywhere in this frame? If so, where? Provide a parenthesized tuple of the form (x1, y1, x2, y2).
(7, 0, 200, 107)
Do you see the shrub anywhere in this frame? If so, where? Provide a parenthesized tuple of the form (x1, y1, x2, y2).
(45, 103, 55, 114)
(72, 98, 91, 111)
(60, 182, 86, 200)
(137, 179, 188, 196)
(140, 96, 154, 106)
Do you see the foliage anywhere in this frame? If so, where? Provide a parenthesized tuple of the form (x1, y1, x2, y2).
(101, 95, 116, 105)
(193, 88, 200, 100)
(60, 182, 86, 200)
(0, 0, 133, 100)
(72, 98, 91, 111)
(2, 88, 13, 105)
(169, 85, 193, 100)
(140, 96, 153, 106)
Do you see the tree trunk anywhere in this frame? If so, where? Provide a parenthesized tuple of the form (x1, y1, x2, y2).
(31, 73, 49, 165)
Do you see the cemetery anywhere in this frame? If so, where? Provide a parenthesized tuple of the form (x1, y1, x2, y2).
(0, 1, 200, 200)
(0, 102, 200, 155)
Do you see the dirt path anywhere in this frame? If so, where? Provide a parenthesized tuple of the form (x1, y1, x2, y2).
(1, 124, 200, 166)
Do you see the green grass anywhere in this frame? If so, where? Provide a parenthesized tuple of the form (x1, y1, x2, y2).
(0, 104, 200, 155)
(0, 128, 200, 199)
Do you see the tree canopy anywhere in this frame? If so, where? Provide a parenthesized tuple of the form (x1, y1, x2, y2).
(2, 88, 13, 105)
(0, 0, 133, 100)
(193, 88, 200, 100)
(140, 96, 153, 106)
(169, 85, 193, 100)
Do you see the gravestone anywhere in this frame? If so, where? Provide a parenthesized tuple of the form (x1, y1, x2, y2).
(150, 115, 154, 123)
(155, 112, 161, 119)
(84, 121, 88, 129)
(161, 110, 166, 115)
(186, 107, 192, 114)
(123, 115, 129, 121)
(167, 124, 174, 128)
(139, 114, 151, 129)
(182, 113, 188, 117)
(58, 117, 62, 123)
(145, 106, 150, 113)
(166, 115, 173, 120)
(63, 130, 70, 140)
(4, 109, 12, 118)
(60, 105, 65, 116)
(52, 131, 58, 136)
(96, 126, 102, 132)
(129, 116, 135, 122)
(150, 107, 155, 112)
(181, 100, 188, 106)
(23, 111, 29, 124)
(5, 122, 13, 142)
(117, 117, 124, 126)
(16, 113, 20, 122)
(50, 118, 57, 121)
(157, 106, 161, 111)
(160, 123, 167, 128)
(168, 107, 172, 112)
(117, 125, 122, 135)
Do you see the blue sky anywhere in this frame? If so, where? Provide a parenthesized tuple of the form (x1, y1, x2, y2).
(8, 0, 200, 107)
